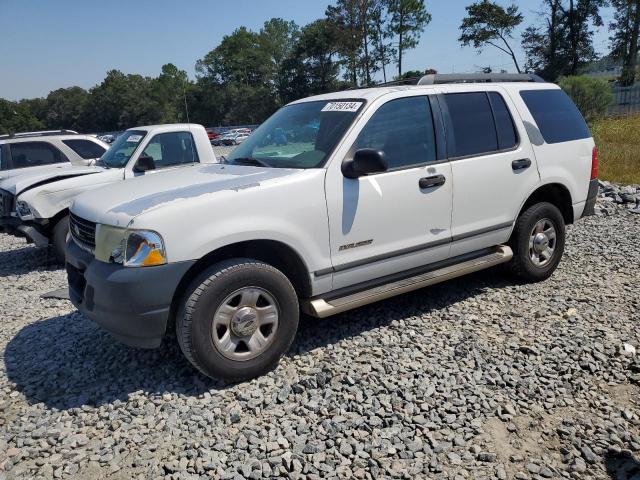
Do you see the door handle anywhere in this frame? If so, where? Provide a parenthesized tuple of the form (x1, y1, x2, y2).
(419, 174, 446, 189)
(512, 158, 532, 171)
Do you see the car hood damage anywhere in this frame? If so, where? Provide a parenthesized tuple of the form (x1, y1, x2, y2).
(0, 165, 104, 196)
(71, 163, 302, 227)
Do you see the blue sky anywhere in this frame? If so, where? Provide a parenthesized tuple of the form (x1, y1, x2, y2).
(0, 0, 614, 100)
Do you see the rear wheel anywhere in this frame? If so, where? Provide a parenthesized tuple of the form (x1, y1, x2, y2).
(507, 202, 565, 282)
(176, 259, 299, 381)
(52, 215, 69, 264)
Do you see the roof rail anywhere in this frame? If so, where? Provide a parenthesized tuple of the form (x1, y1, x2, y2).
(0, 129, 79, 140)
(417, 73, 545, 85)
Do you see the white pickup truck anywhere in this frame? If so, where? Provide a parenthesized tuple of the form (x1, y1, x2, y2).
(66, 74, 599, 381)
(0, 124, 216, 261)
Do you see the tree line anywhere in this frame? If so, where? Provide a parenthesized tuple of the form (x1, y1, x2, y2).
(1, 0, 639, 134)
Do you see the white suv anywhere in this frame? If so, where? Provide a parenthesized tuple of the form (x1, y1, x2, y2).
(0, 130, 107, 179)
(66, 74, 599, 381)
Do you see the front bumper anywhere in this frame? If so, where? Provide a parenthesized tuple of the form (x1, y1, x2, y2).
(66, 238, 195, 348)
(582, 179, 599, 217)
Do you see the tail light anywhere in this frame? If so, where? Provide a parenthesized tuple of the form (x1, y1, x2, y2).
(590, 146, 599, 180)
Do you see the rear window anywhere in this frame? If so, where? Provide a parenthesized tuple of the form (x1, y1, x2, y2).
(63, 139, 107, 159)
(520, 89, 590, 144)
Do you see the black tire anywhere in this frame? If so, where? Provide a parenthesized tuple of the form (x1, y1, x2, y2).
(507, 202, 565, 282)
(52, 216, 69, 264)
(176, 258, 299, 382)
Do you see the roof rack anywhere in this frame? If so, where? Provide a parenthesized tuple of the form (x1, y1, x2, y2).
(0, 129, 79, 140)
(361, 73, 545, 90)
(417, 73, 545, 85)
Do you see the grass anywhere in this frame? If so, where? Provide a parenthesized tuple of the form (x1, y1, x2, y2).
(590, 114, 640, 184)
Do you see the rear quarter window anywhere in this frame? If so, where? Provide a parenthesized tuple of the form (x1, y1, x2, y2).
(63, 139, 107, 159)
(520, 89, 591, 144)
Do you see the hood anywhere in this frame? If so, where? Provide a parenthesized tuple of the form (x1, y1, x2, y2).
(0, 163, 79, 183)
(0, 165, 105, 195)
(72, 163, 301, 227)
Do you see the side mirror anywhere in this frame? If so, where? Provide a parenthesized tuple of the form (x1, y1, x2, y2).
(134, 154, 155, 173)
(342, 149, 388, 179)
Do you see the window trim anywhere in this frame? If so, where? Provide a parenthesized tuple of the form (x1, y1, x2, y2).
(439, 91, 521, 162)
(346, 94, 444, 175)
(140, 131, 200, 170)
(7, 141, 69, 170)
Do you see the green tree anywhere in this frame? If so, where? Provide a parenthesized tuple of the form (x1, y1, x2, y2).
(522, 0, 606, 80)
(152, 63, 191, 123)
(83, 70, 162, 131)
(459, 1, 523, 73)
(195, 27, 277, 124)
(259, 18, 300, 104)
(609, 0, 640, 85)
(43, 86, 90, 130)
(370, 0, 395, 82)
(0, 99, 44, 134)
(559, 75, 613, 120)
(386, 0, 431, 77)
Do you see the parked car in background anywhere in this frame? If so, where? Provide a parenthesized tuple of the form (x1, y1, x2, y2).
(0, 130, 108, 181)
(1, 124, 216, 261)
(66, 74, 598, 381)
(220, 132, 250, 146)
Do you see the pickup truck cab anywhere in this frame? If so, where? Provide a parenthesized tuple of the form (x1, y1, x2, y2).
(2, 124, 215, 261)
(66, 74, 599, 381)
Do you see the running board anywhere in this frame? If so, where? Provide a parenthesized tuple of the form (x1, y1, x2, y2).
(304, 245, 513, 318)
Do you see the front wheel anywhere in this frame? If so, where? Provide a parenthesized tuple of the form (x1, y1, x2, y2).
(176, 259, 299, 381)
(52, 215, 70, 264)
(507, 202, 566, 282)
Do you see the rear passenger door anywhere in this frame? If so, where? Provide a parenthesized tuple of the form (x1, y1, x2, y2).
(8, 141, 68, 170)
(441, 87, 540, 257)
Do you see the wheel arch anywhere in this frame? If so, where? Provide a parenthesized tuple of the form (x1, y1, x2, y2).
(517, 183, 574, 225)
(168, 239, 311, 329)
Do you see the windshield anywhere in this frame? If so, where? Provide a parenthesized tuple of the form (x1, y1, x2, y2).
(226, 100, 364, 169)
(97, 130, 147, 168)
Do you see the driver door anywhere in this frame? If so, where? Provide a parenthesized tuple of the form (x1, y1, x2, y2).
(125, 131, 199, 178)
(324, 93, 453, 290)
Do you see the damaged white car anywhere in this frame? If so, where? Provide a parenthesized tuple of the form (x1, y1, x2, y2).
(1, 124, 216, 261)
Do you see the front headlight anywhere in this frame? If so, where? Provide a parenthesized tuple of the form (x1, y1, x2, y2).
(95, 224, 167, 267)
(123, 230, 166, 267)
(16, 200, 33, 220)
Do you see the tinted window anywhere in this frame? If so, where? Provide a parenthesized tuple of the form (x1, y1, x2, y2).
(140, 132, 199, 169)
(520, 89, 590, 144)
(445, 93, 498, 157)
(63, 139, 106, 159)
(9, 142, 66, 169)
(354, 96, 437, 169)
(488, 92, 518, 150)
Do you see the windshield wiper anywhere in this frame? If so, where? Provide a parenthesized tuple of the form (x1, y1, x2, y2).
(229, 157, 272, 168)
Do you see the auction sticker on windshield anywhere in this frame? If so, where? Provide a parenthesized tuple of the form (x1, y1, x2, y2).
(127, 135, 143, 143)
(321, 101, 363, 113)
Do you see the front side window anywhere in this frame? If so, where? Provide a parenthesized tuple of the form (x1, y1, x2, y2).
(139, 132, 198, 169)
(445, 92, 498, 158)
(63, 139, 107, 159)
(353, 96, 437, 169)
(98, 130, 147, 168)
(226, 100, 364, 169)
(520, 89, 591, 144)
(9, 141, 66, 169)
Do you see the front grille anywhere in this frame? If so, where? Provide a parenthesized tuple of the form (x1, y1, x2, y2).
(69, 213, 96, 250)
(0, 189, 15, 216)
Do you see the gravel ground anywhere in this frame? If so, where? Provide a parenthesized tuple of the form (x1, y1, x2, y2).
(0, 195, 639, 480)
